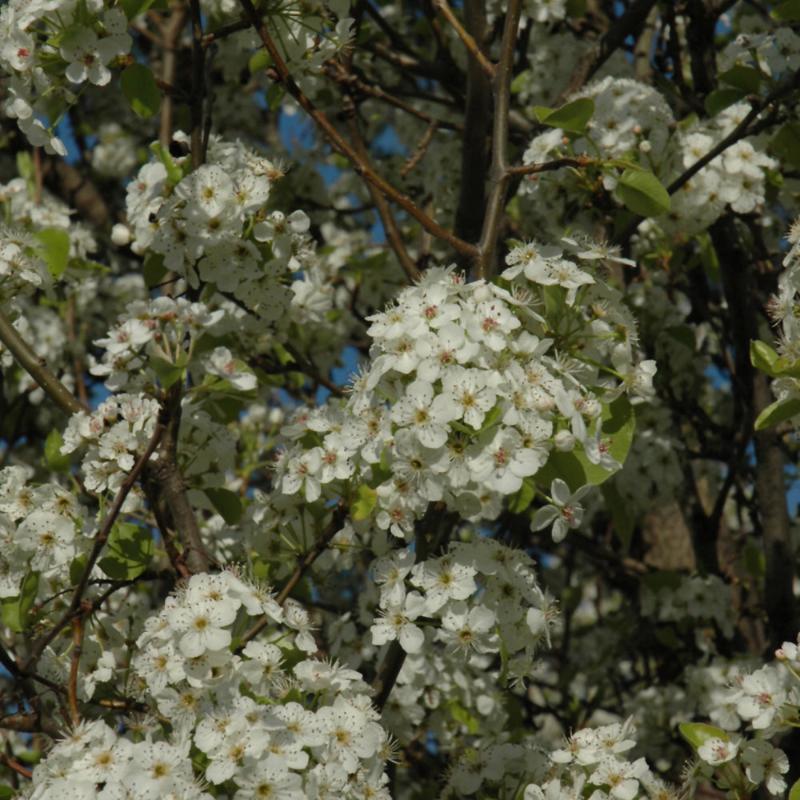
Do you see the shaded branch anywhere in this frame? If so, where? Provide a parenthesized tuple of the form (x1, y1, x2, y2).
(0, 309, 87, 416)
(557, 0, 659, 103)
(21, 421, 165, 675)
(453, 0, 491, 254)
(475, 0, 522, 278)
(237, 0, 479, 259)
(237, 505, 348, 649)
(433, 0, 495, 79)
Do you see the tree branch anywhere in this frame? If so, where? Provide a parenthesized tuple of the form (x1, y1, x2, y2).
(433, 0, 495, 79)
(475, 0, 522, 278)
(345, 107, 420, 282)
(21, 420, 165, 675)
(189, 0, 205, 166)
(453, 0, 491, 254)
(159, 6, 189, 147)
(0, 309, 87, 416)
(237, 0, 479, 259)
(556, 0, 659, 104)
(236, 505, 347, 649)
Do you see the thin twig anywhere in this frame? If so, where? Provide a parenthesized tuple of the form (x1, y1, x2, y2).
(322, 63, 462, 132)
(401, 122, 439, 177)
(556, 0, 659, 104)
(666, 74, 797, 196)
(68, 616, 83, 726)
(475, 0, 523, 278)
(189, 0, 205, 166)
(21, 422, 165, 674)
(237, 0, 478, 259)
(507, 156, 595, 177)
(237, 505, 347, 649)
(159, 7, 189, 146)
(345, 107, 420, 282)
(0, 754, 32, 780)
(433, 0, 495, 79)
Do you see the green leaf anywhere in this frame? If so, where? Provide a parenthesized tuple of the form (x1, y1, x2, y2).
(446, 700, 480, 734)
(120, 0, 160, 17)
(719, 64, 762, 94)
(615, 169, 671, 217)
(774, 355, 800, 378)
(533, 98, 594, 134)
(143, 253, 167, 288)
(16, 152, 34, 182)
(1, 572, 39, 633)
(248, 49, 273, 74)
(602, 481, 634, 551)
(44, 429, 71, 472)
(678, 722, 729, 751)
(148, 142, 184, 185)
(266, 83, 285, 111)
(773, 0, 800, 21)
(789, 777, 800, 800)
(770, 123, 800, 169)
(479, 403, 504, 433)
(0, 784, 15, 798)
(750, 340, 780, 377)
(754, 396, 800, 430)
(509, 478, 536, 514)
(98, 523, 153, 581)
(205, 488, 243, 525)
(69, 554, 87, 586)
(34, 228, 70, 277)
(536, 396, 635, 491)
(351, 484, 377, 522)
(121, 63, 161, 118)
(704, 87, 747, 117)
(150, 355, 186, 389)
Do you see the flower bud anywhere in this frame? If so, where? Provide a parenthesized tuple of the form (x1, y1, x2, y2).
(554, 430, 575, 451)
(111, 223, 131, 246)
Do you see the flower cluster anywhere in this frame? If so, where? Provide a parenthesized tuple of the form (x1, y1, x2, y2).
(61, 393, 161, 494)
(274, 253, 653, 546)
(123, 570, 392, 797)
(125, 136, 318, 322)
(640, 573, 735, 638)
(0, 0, 132, 154)
(88, 296, 227, 392)
(523, 719, 675, 800)
(663, 103, 777, 233)
(519, 76, 777, 240)
(0, 466, 92, 598)
(371, 538, 554, 679)
(0, 227, 51, 301)
(682, 633, 800, 797)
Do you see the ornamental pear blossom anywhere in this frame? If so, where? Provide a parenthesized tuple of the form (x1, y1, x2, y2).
(529, 479, 592, 545)
(440, 602, 497, 653)
(467, 427, 545, 494)
(391, 378, 459, 448)
(206, 346, 257, 391)
(60, 27, 119, 86)
(736, 666, 787, 729)
(166, 599, 237, 658)
(371, 591, 427, 653)
(373, 547, 416, 608)
(697, 736, 738, 766)
(741, 740, 789, 795)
